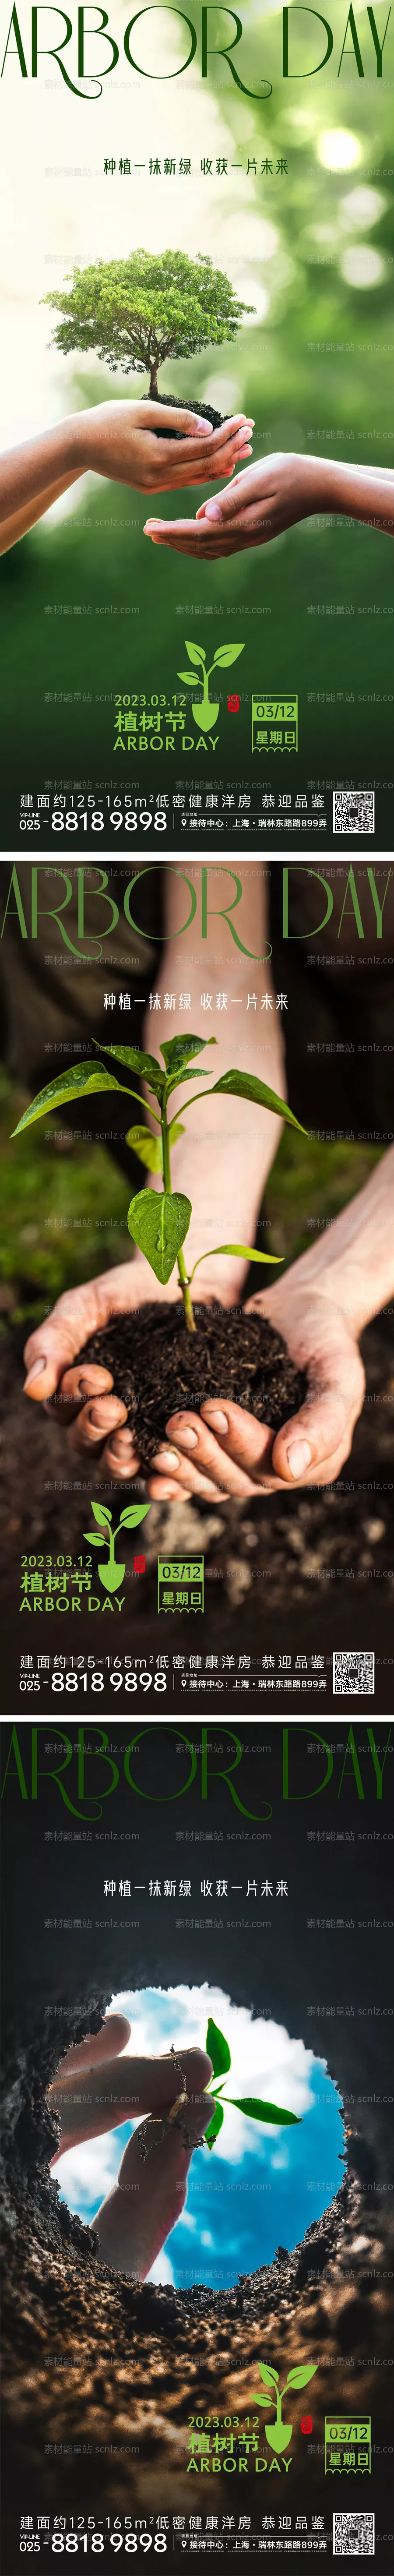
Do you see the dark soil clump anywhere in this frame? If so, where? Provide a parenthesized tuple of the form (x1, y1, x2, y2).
(77, 1301, 306, 1466)
(141, 393, 227, 438)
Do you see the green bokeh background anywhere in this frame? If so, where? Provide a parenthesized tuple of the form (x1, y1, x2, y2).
(2, 38, 393, 846)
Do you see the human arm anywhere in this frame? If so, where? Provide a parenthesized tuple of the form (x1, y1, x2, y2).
(144, 450, 394, 556)
(0, 404, 252, 554)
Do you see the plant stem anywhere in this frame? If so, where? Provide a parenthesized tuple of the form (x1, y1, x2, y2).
(162, 1095, 197, 1334)
(176, 1248, 197, 1332)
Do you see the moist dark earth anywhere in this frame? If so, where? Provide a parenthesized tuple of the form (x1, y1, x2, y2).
(141, 394, 227, 437)
(76, 1303, 306, 1466)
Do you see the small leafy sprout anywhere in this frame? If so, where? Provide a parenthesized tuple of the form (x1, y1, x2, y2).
(204, 2017, 302, 2151)
(178, 639, 245, 735)
(83, 1499, 150, 1594)
(11, 1033, 307, 1337)
(253, 2359, 317, 2455)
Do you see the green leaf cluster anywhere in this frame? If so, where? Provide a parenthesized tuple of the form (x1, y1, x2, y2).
(11, 1031, 307, 1316)
(204, 2018, 302, 2151)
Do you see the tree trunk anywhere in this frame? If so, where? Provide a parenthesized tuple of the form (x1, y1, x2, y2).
(149, 364, 159, 399)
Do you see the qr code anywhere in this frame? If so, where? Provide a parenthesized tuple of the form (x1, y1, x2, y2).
(333, 2510, 374, 2556)
(333, 790, 375, 836)
(333, 1651, 375, 1697)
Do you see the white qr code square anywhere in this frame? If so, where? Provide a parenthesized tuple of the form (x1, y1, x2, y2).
(333, 2511, 374, 2556)
(333, 790, 375, 836)
(333, 1650, 375, 1697)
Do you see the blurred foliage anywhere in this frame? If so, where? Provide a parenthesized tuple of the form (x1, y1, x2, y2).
(0, 1068, 380, 1327)
(262, 1126, 381, 1266)
(0, 1073, 127, 1326)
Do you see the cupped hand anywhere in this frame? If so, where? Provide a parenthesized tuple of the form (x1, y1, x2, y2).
(50, 2016, 213, 2280)
(143, 1280, 366, 1500)
(78, 399, 253, 494)
(23, 1260, 186, 1484)
(144, 448, 320, 552)
(24, 1263, 365, 1499)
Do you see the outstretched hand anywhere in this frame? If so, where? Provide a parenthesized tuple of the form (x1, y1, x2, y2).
(144, 450, 314, 551)
(50, 2016, 213, 2280)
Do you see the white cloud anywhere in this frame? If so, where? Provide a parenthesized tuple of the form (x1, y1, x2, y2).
(145, 2249, 175, 2287)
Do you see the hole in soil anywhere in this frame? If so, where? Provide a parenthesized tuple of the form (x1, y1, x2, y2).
(55, 1982, 344, 2290)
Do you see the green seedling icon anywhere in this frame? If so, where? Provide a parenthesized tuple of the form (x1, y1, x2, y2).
(253, 2359, 317, 2455)
(177, 637, 245, 732)
(83, 1500, 150, 1594)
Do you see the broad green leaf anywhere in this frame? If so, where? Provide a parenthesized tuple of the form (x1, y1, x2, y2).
(206, 2017, 231, 2078)
(117, 1503, 151, 1530)
(90, 1502, 113, 1527)
(205, 2100, 224, 2151)
(190, 1243, 283, 1281)
(127, 1187, 191, 1284)
(11, 1061, 141, 1136)
(211, 1069, 307, 1135)
(160, 1034, 217, 1073)
(227, 2098, 301, 2125)
(285, 2365, 317, 2393)
(92, 1038, 164, 1088)
(185, 639, 206, 667)
(91, 1041, 162, 1082)
(177, 669, 200, 685)
(253, 2393, 274, 2409)
(258, 2364, 279, 2385)
(166, 1067, 211, 1099)
(212, 643, 245, 669)
(126, 1124, 163, 1175)
(83, 1531, 104, 1549)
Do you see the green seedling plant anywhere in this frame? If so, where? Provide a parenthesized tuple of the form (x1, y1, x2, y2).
(204, 2016, 302, 2153)
(178, 638, 245, 734)
(11, 1032, 306, 1336)
(253, 2359, 317, 2456)
(83, 1500, 150, 1594)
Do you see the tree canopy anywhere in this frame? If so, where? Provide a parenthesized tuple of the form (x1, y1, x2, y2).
(42, 250, 255, 396)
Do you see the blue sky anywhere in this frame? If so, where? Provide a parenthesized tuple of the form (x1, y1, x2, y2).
(55, 1983, 344, 2289)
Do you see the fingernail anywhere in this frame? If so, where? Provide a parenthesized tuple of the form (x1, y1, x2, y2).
(194, 419, 212, 433)
(113, 1428, 134, 1448)
(176, 1426, 198, 1450)
(90, 1404, 110, 1428)
(203, 1408, 228, 1435)
(155, 1482, 178, 1499)
(287, 1439, 312, 1478)
(78, 1372, 101, 1395)
(154, 1448, 180, 1471)
(24, 1358, 46, 1389)
(204, 501, 222, 523)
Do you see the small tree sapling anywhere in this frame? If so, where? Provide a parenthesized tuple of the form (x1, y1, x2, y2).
(42, 251, 255, 400)
(12, 1033, 306, 1334)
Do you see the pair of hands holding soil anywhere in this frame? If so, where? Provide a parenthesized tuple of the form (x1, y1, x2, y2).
(50, 2015, 213, 2282)
(23, 1258, 366, 1501)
